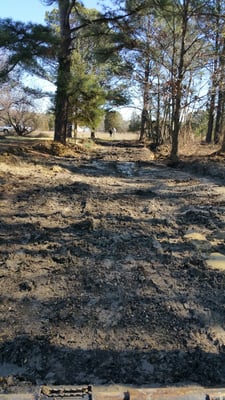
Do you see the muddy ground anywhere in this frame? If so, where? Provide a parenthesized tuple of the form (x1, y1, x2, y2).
(0, 137, 225, 391)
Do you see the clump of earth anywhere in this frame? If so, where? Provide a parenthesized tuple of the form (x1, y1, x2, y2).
(0, 137, 225, 391)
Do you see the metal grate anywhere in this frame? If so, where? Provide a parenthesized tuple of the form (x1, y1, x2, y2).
(39, 385, 92, 400)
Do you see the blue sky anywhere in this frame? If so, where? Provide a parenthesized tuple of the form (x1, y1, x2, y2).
(0, 0, 102, 24)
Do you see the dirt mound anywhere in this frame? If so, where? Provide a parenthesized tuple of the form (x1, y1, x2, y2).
(31, 141, 82, 157)
(0, 139, 92, 160)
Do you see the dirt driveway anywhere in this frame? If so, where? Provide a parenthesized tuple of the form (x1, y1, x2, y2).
(0, 139, 225, 389)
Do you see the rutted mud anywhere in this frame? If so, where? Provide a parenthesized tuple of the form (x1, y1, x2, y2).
(0, 140, 225, 390)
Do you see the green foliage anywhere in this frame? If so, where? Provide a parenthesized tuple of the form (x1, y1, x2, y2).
(104, 110, 126, 132)
(45, 3, 129, 131)
(129, 111, 141, 131)
(69, 52, 106, 129)
(0, 18, 57, 82)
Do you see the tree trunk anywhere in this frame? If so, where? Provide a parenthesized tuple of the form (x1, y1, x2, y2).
(219, 84, 225, 151)
(221, 128, 225, 151)
(54, 59, 71, 144)
(206, 1, 222, 144)
(140, 108, 148, 141)
(152, 74, 161, 145)
(214, 89, 223, 143)
(170, 1, 189, 162)
(54, 0, 72, 144)
(170, 87, 181, 162)
(206, 91, 215, 143)
(214, 36, 225, 144)
(139, 58, 150, 141)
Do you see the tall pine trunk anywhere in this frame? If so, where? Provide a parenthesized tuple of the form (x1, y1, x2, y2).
(170, 87, 181, 161)
(214, 89, 223, 143)
(139, 58, 150, 141)
(170, 1, 189, 162)
(214, 36, 225, 144)
(206, 91, 215, 143)
(54, 0, 72, 144)
(206, 0, 223, 144)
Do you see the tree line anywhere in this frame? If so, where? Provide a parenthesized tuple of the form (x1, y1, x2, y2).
(0, 0, 225, 160)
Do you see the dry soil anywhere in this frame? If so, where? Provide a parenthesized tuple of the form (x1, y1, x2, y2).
(0, 137, 225, 391)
